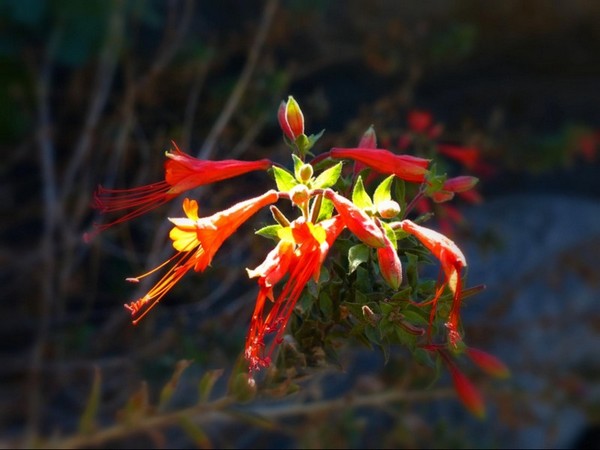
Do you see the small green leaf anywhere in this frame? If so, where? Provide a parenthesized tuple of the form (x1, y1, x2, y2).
(317, 197, 335, 222)
(305, 129, 325, 153)
(255, 224, 283, 240)
(198, 369, 224, 403)
(373, 175, 395, 205)
(272, 166, 298, 192)
(348, 244, 369, 274)
(292, 154, 304, 180)
(351, 176, 374, 210)
(312, 162, 343, 189)
(159, 359, 193, 410)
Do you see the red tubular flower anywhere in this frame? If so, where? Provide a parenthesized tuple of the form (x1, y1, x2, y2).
(90, 142, 272, 236)
(399, 219, 467, 347)
(438, 349, 486, 419)
(377, 234, 403, 290)
(324, 189, 386, 248)
(442, 176, 479, 193)
(124, 190, 279, 323)
(436, 144, 480, 170)
(330, 147, 430, 183)
(245, 216, 344, 372)
(466, 347, 510, 379)
(277, 96, 304, 140)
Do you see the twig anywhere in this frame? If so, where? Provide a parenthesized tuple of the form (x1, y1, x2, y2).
(198, 0, 279, 160)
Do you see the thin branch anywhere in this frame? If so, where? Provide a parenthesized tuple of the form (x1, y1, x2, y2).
(198, 0, 279, 160)
(44, 387, 453, 449)
(60, 0, 125, 204)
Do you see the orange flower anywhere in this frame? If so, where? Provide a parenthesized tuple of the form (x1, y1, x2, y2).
(245, 216, 344, 372)
(330, 147, 430, 183)
(124, 190, 279, 323)
(324, 189, 386, 248)
(398, 219, 467, 347)
(91, 142, 272, 236)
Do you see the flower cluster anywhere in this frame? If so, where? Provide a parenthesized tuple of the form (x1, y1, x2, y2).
(91, 95, 507, 415)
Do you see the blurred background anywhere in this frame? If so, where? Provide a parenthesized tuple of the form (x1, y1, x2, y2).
(1, 0, 599, 447)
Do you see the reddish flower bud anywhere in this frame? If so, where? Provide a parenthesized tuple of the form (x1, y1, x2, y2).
(377, 234, 403, 290)
(358, 125, 377, 149)
(324, 190, 386, 248)
(447, 360, 486, 419)
(278, 96, 304, 140)
(443, 176, 479, 193)
(466, 347, 511, 379)
(331, 148, 430, 183)
(407, 109, 433, 133)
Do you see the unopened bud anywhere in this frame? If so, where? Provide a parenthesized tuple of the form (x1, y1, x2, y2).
(290, 184, 310, 207)
(443, 176, 479, 193)
(377, 199, 401, 219)
(299, 163, 313, 182)
(278, 96, 304, 141)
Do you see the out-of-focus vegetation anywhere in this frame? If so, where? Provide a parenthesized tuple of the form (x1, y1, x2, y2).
(1, 0, 598, 447)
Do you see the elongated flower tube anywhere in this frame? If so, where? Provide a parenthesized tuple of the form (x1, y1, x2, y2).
(330, 147, 430, 183)
(397, 219, 467, 346)
(90, 142, 272, 236)
(324, 189, 386, 248)
(124, 190, 279, 323)
(245, 216, 344, 372)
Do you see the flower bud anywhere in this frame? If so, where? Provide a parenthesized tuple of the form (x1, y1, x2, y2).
(377, 199, 400, 219)
(298, 163, 313, 182)
(377, 235, 402, 290)
(407, 109, 433, 133)
(278, 96, 304, 140)
(290, 184, 310, 207)
(443, 176, 479, 193)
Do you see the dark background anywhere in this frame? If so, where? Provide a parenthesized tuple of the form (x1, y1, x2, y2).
(1, 0, 599, 448)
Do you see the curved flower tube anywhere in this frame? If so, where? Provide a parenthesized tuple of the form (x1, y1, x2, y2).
(90, 142, 272, 236)
(124, 190, 279, 323)
(245, 216, 345, 373)
(397, 219, 467, 346)
(330, 147, 430, 183)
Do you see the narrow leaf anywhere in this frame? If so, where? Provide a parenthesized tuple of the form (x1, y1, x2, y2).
(351, 176, 374, 210)
(373, 174, 395, 205)
(198, 369, 224, 403)
(158, 359, 193, 409)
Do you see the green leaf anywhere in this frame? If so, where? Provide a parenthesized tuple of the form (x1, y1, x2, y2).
(317, 197, 335, 222)
(305, 129, 325, 153)
(159, 359, 193, 410)
(78, 366, 101, 434)
(312, 162, 343, 189)
(348, 244, 369, 274)
(198, 369, 224, 403)
(351, 176, 373, 210)
(255, 224, 283, 240)
(380, 221, 397, 249)
(272, 166, 298, 192)
(292, 154, 304, 180)
(373, 175, 395, 205)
